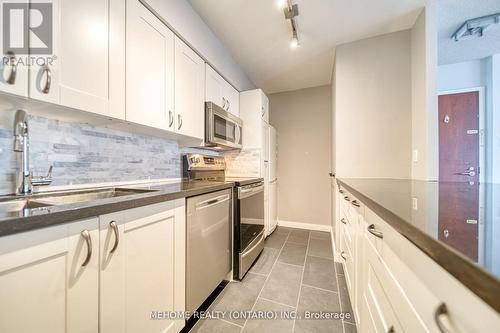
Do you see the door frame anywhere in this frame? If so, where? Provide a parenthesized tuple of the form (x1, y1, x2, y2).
(438, 87, 485, 183)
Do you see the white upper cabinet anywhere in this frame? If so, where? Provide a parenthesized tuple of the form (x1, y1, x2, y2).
(175, 36, 205, 139)
(0, 0, 29, 97)
(28, 0, 116, 117)
(205, 64, 239, 116)
(126, 0, 174, 131)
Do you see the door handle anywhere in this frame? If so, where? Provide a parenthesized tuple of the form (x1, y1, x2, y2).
(109, 221, 119, 254)
(168, 110, 174, 128)
(40, 65, 51, 94)
(435, 303, 455, 333)
(178, 114, 183, 130)
(368, 224, 383, 239)
(5, 51, 17, 84)
(81, 230, 92, 267)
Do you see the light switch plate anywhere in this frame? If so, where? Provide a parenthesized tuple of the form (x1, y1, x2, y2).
(412, 149, 418, 163)
(412, 197, 418, 210)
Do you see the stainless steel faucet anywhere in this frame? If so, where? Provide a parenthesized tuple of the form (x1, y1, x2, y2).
(13, 110, 53, 194)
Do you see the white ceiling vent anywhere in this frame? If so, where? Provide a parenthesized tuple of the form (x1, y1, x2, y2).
(452, 13, 500, 41)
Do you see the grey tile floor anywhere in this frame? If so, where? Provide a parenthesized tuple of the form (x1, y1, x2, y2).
(191, 227, 357, 333)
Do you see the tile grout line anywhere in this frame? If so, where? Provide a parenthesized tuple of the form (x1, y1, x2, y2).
(240, 228, 292, 332)
(301, 283, 340, 294)
(307, 253, 335, 260)
(259, 296, 296, 310)
(218, 317, 245, 329)
(291, 230, 311, 333)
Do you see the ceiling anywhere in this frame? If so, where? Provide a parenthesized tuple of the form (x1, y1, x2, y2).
(438, 0, 500, 65)
(188, 0, 426, 94)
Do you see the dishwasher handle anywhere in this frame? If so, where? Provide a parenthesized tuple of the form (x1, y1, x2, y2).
(195, 194, 230, 210)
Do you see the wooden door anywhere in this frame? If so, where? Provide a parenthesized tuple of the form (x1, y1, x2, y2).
(438, 182, 479, 261)
(126, 0, 174, 131)
(438, 92, 480, 261)
(0, 218, 99, 333)
(174, 36, 204, 139)
(438, 92, 480, 182)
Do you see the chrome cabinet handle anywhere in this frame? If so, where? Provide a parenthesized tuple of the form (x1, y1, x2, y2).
(368, 224, 383, 239)
(339, 189, 344, 194)
(435, 303, 454, 333)
(340, 251, 347, 260)
(344, 196, 351, 202)
(177, 114, 182, 130)
(168, 110, 174, 128)
(81, 230, 92, 267)
(261, 106, 265, 117)
(41, 65, 51, 94)
(222, 97, 227, 110)
(388, 326, 395, 333)
(227, 99, 230, 110)
(109, 221, 119, 254)
(352, 200, 360, 207)
(5, 51, 17, 84)
(341, 218, 347, 225)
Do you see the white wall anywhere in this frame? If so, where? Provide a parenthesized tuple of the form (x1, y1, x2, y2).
(269, 85, 332, 227)
(411, 4, 438, 181)
(144, 0, 254, 91)
(335, 30, 412, 179)
(438, 60, 487, 91)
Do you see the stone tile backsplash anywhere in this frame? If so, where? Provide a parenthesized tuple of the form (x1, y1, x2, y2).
(0, 114, 181, 195)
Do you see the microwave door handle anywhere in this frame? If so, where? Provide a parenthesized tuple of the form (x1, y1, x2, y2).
(235, 125, 241, 144)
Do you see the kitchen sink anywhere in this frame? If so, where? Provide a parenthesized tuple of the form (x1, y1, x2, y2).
(0, 198, 53, 218)
(0, 199, 53, 212)
(33, 188, 157, 205)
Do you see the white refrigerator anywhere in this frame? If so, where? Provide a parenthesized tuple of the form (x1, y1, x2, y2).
(267, 126, 278, 235)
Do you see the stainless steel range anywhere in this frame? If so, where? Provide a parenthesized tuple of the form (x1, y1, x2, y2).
(183, 154, 265, 281)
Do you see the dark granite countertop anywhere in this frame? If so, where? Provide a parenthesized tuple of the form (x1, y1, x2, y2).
(337, 178, 500, 313)
(0, 180, 234, 237)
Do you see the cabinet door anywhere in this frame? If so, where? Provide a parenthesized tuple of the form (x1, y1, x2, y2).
(29, 0, 111, 116)
(100, 200, 186, 333)
(0, 0, 29, 97)
(0, 218, 99, 333)
(225, 84, 240, 116)
(126, 0, 174, 131)
(205, 64, 225, 109)
(175, 36, 204, 139)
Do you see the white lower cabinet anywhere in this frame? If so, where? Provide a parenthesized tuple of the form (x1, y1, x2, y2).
(100, 199, 186, 333)
(337, 186, 500, 332)
(0, 199, 185, 333)
(0, 218, 100, 333)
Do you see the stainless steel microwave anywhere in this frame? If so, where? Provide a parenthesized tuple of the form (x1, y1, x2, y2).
(205, 102, 243, 150)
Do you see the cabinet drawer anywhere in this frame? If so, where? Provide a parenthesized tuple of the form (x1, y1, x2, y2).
(342, 231, 355, 294)
(364, 231, 431, 332)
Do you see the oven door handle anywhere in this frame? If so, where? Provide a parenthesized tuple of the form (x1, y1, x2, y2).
(238, 185, 264, 199)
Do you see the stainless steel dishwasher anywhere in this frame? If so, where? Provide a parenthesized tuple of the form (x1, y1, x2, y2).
(186, 188, 232, 314)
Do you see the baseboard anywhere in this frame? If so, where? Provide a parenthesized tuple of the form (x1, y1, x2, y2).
(277, 220, 332, 232)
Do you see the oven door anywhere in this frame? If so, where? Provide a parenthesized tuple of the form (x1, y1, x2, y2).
(237, 182, 265, 279)
(205, 102, 243, 149)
